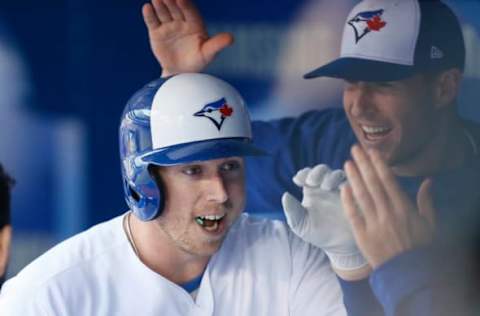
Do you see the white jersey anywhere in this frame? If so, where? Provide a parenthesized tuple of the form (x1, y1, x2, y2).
(0, 213, 346, 316)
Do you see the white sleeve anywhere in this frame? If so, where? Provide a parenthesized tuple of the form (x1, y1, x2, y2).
(0, 291, 50, 316)
(288, 230, 347, 316)
(0, 276, 56, 316)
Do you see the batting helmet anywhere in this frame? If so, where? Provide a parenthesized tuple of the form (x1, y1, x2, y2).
(119, 73, 266, 221)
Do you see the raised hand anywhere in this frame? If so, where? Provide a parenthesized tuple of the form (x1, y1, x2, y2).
(142, 0, 233, 76)
(282, 164, 369, 275)
(341, 145, 436, 269)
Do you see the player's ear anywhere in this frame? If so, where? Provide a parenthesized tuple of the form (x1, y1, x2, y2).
(0, 225, 11, 277)
(431, 68, 462, 109)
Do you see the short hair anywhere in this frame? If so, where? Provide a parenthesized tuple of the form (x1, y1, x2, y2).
(0, 164, 13, 228)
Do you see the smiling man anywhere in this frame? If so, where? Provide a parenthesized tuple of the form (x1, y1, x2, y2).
(0, 73, 346, 315)
(143, 0, 480, 314)
(341, 73, 463, 177)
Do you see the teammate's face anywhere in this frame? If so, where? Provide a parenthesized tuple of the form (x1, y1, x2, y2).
(154, 157, 245, 258)
(343, 74, 438, 170)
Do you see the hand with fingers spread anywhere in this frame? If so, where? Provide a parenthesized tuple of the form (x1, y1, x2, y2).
(142, 0, 233, 77)
(341, 145, 436, 269)
(282, 164, 369, 275)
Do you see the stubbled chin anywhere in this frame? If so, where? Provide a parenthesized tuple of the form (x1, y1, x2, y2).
(356, 133, 395, 160)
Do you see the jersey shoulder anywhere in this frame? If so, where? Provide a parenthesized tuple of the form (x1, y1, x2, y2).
(1, 214, 128, 299)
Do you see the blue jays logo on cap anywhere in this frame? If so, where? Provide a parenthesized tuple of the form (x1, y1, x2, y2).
(348, 9, 387, 44)
(193, 97, 234, 131)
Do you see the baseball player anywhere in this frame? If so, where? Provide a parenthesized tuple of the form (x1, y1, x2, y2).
(144, 0, 480, 315)
(0, 164, 12, 289)
(0, 73, 347, 315)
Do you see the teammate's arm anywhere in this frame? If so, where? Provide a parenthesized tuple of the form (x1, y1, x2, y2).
(340, 145, 442, 316)
(142, 0, 233, 77)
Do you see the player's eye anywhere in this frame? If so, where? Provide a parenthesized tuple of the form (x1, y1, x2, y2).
(182, 165, 202, 176)
(220, 160, 242, 172)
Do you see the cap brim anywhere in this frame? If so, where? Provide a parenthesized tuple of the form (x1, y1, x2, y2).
(304, 57, 418, 82)
(140, 138, 268, 166)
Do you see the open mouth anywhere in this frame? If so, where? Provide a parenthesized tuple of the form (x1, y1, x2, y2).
(361, 125, 392, 141)
(195, 214, 226, 233)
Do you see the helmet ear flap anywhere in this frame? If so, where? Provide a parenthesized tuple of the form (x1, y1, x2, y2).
(122, 166, 164, 222)
(119, 78, 167, 221)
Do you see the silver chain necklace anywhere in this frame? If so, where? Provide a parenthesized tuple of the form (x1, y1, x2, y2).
(124, 212, 141, 258)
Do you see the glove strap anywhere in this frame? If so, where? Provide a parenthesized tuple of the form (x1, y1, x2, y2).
(325, 251, 369, 271)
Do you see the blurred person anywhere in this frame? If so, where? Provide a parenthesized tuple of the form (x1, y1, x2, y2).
(341, 145, 479, 315)
(0, 73, 347, 315)
(263, 0, 480, 121)
(0, 164, 12, 289)
(144, 0, 480, 314)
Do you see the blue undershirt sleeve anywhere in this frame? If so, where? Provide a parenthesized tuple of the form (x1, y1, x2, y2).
(368, 248, 469, 316)
(245, 109, 355, 216)
(338, 277, 384, 316)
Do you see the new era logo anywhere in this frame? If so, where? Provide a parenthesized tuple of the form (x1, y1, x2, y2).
(431, 46, 444, 59)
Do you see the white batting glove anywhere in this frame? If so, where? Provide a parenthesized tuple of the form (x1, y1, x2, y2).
(282, 164, 367, 271)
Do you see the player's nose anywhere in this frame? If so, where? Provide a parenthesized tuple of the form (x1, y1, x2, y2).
(205, 174, 228, 204)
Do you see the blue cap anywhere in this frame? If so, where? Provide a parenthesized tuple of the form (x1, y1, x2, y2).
(304, 0, 465, 82)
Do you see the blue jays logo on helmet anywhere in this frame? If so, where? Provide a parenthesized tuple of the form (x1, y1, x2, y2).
(193, 97, 234, 131)
(348, 9, 387, 44)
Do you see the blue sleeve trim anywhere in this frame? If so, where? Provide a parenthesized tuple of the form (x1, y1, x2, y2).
(337, 277, 383, 316)
(369, 248, 436, 316)
(246, 109, 356, 216)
